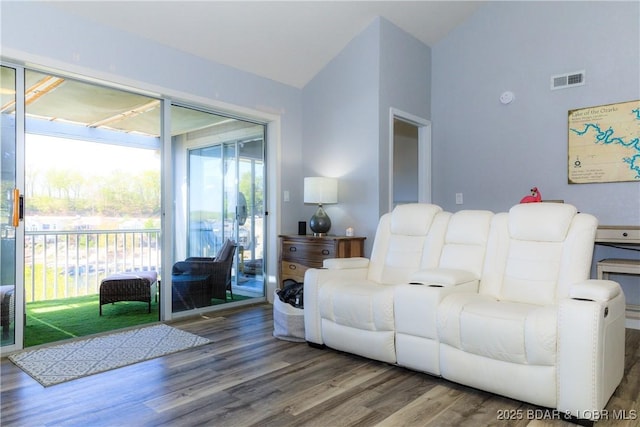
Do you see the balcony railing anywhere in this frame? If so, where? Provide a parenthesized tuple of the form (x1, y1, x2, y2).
(25, 229, 161, 303)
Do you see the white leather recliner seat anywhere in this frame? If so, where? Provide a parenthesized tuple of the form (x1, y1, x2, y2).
(304, 203, 448, 363)
(436, 203, 625, 417)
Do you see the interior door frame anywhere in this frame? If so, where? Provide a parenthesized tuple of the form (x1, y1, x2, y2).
(388, 107, 432, 211)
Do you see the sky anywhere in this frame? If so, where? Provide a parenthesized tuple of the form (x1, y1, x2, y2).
(26, 134, 160, 175)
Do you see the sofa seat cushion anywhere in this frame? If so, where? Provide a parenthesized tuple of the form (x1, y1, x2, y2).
(319, 279, 395, 332)
(438, 293, 557, 366)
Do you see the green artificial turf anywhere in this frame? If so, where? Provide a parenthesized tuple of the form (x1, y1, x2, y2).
(23, 293, 252, 347)
(25, 295, 160, 347)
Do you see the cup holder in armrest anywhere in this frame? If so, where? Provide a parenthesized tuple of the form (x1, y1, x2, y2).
(408, 282, 443, 287)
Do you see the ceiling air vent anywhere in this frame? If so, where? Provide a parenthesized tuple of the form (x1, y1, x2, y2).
(551, 70, 585, 90)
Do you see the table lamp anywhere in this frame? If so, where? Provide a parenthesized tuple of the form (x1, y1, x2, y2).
(304, 177, 338, 236)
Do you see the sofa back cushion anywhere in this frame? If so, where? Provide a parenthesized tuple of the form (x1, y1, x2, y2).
(368, 204, 446, 284)
(439, 210, 493, 277)
(509, 203, 576, 242)
(480, 203, 597, 306)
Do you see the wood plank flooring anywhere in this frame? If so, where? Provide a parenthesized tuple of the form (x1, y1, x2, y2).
(1, 303, 638, 427)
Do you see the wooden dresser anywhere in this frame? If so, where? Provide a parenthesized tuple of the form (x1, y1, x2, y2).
(278, 235, 366, 287)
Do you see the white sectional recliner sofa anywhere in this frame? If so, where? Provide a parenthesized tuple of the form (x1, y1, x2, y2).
(303, 203, 625, 422)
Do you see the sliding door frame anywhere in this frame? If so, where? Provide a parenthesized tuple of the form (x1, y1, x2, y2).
(0, 63, 26, 353)
(0, 59, 280, 335)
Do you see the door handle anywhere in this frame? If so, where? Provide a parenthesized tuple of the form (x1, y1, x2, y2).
(12, 188, 23, 227)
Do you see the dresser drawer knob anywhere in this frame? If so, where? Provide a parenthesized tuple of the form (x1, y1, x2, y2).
(288, 264, 297, 270)
(322, 249, 330, 255)
(623, 232, 628, 237)
(289, 247, 297, 252)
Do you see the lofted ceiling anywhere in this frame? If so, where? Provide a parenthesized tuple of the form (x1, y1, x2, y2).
(49, 1, 485, 89)
(1, 2, 484, 138)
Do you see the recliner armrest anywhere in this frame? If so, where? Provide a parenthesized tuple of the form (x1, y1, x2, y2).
(569, 280, 621, 302)
(303, 265, 369, 345)
(409, 268, 479, 287)
(557, 280, 625, 418)
(323, 257, 370, 269)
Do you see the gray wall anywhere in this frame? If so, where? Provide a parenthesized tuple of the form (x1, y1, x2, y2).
(301, 17, 431, 253)
(431, 1, 639, 222)
(378, 19, 432, 213)
(431, 1, 640, 310)
(299, 19, 380, 247)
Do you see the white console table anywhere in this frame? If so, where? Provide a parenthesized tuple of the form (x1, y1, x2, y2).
(595, 225, 640, 246)
(595, 225, 640, 327)
(597, 258, 640, 280)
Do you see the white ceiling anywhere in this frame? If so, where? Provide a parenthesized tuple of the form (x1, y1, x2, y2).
(51, 1, 485, 88)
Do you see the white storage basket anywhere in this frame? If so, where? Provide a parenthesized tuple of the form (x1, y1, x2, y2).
(273, 290, 305, 342)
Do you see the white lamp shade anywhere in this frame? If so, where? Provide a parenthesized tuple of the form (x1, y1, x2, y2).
(304, 177, 338, 204)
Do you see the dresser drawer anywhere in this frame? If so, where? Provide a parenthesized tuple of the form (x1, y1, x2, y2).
(278, 235, 366, 289)
(281, 241, 335, 263)
(280, 261, 308, 283)
(596, 226, 640, 244)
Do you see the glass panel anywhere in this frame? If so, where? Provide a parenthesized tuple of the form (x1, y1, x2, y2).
(237, 139, 264, 297)
(171, 105, 265, 314)
(188, 144, 223, 257)
(22, 70, 161, 347)
(1, 66, 17, 347)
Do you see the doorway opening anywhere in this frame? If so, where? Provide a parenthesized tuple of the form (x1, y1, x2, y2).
(389, 108, 432, 210)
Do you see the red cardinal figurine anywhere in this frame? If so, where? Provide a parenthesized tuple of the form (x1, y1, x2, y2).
(520, 187, 542, 203)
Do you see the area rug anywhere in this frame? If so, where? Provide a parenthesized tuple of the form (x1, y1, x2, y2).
(9, 324, 210, 387)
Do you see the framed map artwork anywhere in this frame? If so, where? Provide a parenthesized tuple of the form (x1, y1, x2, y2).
(568, 99, 640, 184)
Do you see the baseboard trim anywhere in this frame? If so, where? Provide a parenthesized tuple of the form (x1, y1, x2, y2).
(625, 317, 640, 330)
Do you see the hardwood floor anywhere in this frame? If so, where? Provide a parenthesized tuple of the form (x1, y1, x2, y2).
(1, 304, 638, 427)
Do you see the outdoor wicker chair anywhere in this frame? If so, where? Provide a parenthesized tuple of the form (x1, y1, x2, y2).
(172, 239, 236, 305)
(0, 285, 15, 339)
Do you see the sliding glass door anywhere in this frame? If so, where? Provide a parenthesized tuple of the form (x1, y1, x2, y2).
(1, 66, 20, 350)
(171, 105, 265, 314)
(19, 70, 162, 347)
(0, 62, 269, 348)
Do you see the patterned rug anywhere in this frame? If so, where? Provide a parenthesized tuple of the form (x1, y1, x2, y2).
(9, 324, 210, 387)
